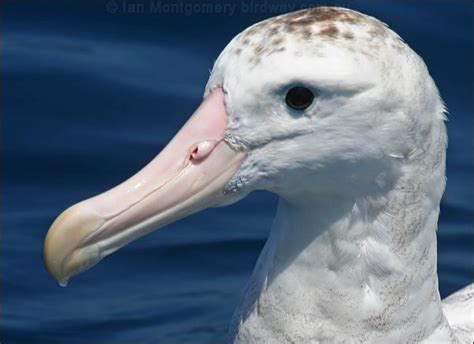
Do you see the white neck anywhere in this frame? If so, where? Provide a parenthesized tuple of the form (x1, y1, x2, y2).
(230, 149, 457, 343)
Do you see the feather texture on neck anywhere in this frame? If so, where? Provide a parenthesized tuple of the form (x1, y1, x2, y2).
(230, 114, 455, 343)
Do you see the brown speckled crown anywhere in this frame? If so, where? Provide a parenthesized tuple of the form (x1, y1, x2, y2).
(230, 7, 402, 65)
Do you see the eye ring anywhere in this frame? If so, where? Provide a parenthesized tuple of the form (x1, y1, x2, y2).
(285, 86, 315, 110)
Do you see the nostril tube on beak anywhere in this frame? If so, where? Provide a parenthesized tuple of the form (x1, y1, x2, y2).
(189, 140, 218, 163)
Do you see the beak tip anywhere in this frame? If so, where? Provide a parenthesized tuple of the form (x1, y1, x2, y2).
(43, 203, 103, 285)
(43, 223, 67, 283)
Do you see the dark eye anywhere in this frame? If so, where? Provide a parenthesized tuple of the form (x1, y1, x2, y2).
(285, 86, 315, 110)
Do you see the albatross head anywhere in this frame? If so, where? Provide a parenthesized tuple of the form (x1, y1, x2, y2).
(44, 7, 446, 288)
(212, 7, 445, 204)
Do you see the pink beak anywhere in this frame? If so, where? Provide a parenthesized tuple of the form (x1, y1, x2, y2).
(43, 88, 245, 285)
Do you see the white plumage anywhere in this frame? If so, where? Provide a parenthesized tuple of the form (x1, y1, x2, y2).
(203, 7, 474, 343)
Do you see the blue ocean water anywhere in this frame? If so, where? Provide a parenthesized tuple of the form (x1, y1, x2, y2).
(2, 1, 473, 343)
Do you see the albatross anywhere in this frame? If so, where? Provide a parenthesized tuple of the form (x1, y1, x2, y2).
(43, 7, 473, 343)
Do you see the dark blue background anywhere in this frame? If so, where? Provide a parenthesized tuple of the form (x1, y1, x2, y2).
(2, 1, 473, 343)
